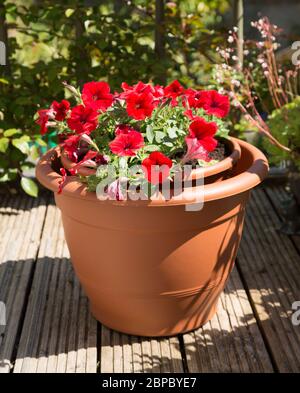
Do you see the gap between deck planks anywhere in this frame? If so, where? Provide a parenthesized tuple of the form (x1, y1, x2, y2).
(0, 185, 299, 373)
(236, 186, 300, 373)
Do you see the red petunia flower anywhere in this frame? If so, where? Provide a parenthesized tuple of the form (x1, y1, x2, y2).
(163, 80, 184, 105)
(63, 134, 81, 162)
(199, 90, 230, 118)
(69, 150, 107, 175)
(67, 105, 98, 134)
(184, 89, 205, 109)
(36, 108, 55, 135)
(126, 92, 155, 120)
(142, 151, 173, 184)
(115, 124, 138, 135)
(188, 117, 218, 152)
(120, 81, 153, 98)
(58, 168, 67, 194)
(51, 100, 70, 121)
(109, 130, 144, 156)
(82, 81, 113, 111)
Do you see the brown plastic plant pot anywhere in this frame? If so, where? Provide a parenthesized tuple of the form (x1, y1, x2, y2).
(60, 136, 241, 184)
(36, 138, 268, 337)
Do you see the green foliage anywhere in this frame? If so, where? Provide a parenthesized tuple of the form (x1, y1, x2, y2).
(264, 97, 300, 168)
(0, 0, 229, 195)
(0, 128, 39, 191)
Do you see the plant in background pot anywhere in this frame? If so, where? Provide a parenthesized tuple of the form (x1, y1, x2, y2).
(214, 17, 300, 234)
(36, 79, 269, 337)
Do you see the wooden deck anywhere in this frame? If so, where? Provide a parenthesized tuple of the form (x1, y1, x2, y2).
(0, 185, 299, 373)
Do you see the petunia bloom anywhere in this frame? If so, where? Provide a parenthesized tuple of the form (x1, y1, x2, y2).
(115, 124, 138, 135)
(184, 89, 205, 109)
(120, 81, 153, 98)
(163, 80, 184, 105)
(51, 100, 70, 121)
(188, 117, 218, 152)
(183, 137, 210, 163)
(58, 168, 67, 194)
(107, 178, 127, 201)
(67, 105, 98, 134)
(142, 151, 173, 184)
(36, 108, 55, 135)
(82, 81, 113, 111)
(109, 130, 144, 156)
(69, 150, 107, 175)
(126, 92, 155, 120)
(198, 90, 230, 118)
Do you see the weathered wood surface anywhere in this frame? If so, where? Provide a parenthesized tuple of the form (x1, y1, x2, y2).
(237, 187, 300, 373)
(183, 268, 274, 373)
(0, 185, 299, 373)
(13, 203, 98, 373)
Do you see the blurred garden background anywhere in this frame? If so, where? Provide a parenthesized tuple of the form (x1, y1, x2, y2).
(0, 0, 300, 197)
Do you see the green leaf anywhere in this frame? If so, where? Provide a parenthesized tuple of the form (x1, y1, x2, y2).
(0, 137, 9, 153)
(12, 136, 30, 155)
(30, 145, 40, 160)
(65, 8, 75, 18)
(144, 145, 160, 152)
(146, 125, 154, 143)
(167, 128, 178, 139)
(3, 128, 22, 137)
(21, 177, 38, 197)
(155, 131, 165, 143)
(0, 173, 9, 182)
(35, 138, 47, 147)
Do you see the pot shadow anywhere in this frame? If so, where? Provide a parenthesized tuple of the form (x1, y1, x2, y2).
(0, 252, 298, 373)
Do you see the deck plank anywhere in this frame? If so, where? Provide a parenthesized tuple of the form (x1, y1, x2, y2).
(183, 268, 274, 373)
(100, 326, 184, 373)
(0, 195, 48, 373)
(2, 185, 300, 373)
(264, 185, 300, 253)
(236, 187, 300, 372)
(13, 203, 97, 373)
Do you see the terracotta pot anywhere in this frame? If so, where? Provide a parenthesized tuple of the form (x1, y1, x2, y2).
(60, 137, 241, 183)
(36, 138, 268, 337)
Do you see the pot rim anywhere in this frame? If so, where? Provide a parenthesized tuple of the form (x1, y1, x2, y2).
(60, 136, 242, 179)
(36, 137, 269, 206)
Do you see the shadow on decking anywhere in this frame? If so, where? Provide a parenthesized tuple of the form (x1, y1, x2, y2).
(0, 256, 290, 373)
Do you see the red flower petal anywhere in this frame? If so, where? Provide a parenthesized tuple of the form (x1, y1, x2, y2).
(58, 168, 67, 194)
(126, 92, 155, 120)
(142, 152, 172, 184)
(51, 100, 70, 121)
(199, 90, 230, 118)
(109, 130, 144, 156)
(82, 81, 113, 111)
(188, 117, 218, 152)
(67, 105, 98, 134)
